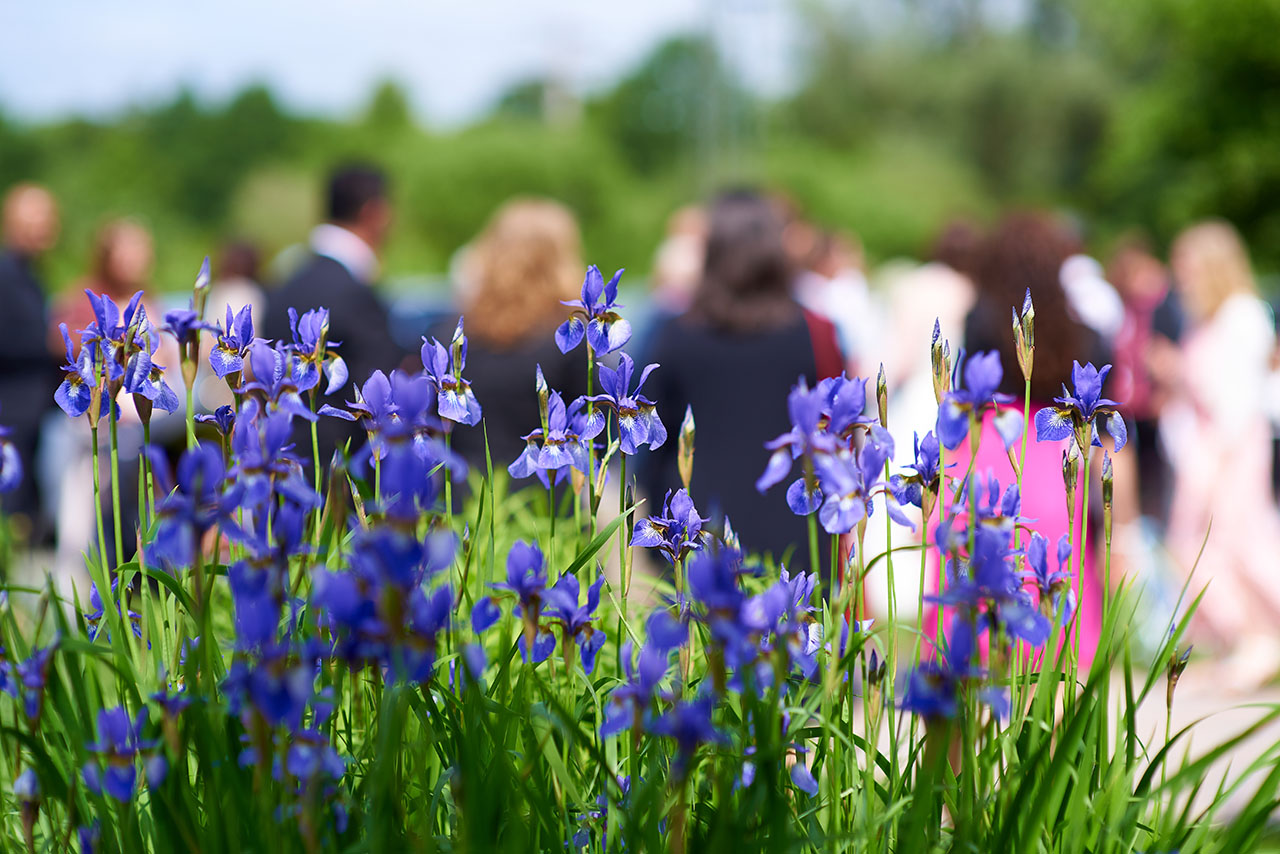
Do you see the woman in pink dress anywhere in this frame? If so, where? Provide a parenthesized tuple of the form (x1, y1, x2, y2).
(925, 213, 1106, 666)
(1163, 221, 1280, 677)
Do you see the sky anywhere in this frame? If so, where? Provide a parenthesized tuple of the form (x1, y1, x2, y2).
(0, 0, 796, 127)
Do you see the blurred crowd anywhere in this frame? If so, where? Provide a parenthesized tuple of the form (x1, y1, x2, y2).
(3, 166, 1280, 682)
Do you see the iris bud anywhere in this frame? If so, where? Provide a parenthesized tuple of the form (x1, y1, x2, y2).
(678, 405, 695, 491)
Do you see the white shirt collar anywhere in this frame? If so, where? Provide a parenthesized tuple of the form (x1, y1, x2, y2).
(309, 223, 378, 284)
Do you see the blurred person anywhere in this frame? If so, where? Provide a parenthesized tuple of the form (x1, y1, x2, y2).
(264, 163, 405, 470)
(1060, 254, 1125, 347)
(649, 205, 706, 315)
(951, 211, 1112, 664)
(640, 189, 843, 571)
(861, 221, 979, 620)
(431, 198, 588, 474)
(0, 183, 60, 536)
(196, 240, 267, 413)
(47, 219, 168, 575)
(1163, 221, 1280, 676)
(1108, 237, 1182, 524)
(50, 219, 158, 351)
(793, 227, 882, 376)
(630, 205, 707, 356)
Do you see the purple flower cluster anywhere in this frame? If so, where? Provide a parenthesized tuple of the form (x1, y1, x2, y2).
(472, 541, 606, 672)
(55, 288, 181, 425)
(81, 706, 167, 802)
(756, 375, 914, 534)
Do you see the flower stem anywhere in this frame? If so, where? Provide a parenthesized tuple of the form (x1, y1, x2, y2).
(108, 407, 124, 571)
(90, 426, 110, 580)
(184, 379, 197, 451)
(619, 453, 630, 600)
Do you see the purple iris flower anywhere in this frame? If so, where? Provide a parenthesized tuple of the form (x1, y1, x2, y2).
(555, 265, 631, 355)
(631, 488, 709, 564)
(0, 419, 22, 494)
(474, 540, 551, 660)
(889, 431, 943, 510)
(1024, 532, 1076, 624)
(13, 768, 37, 802)
(151, 689, 191, 719)
(54, 322, 98, 418)
(814, 427, 914, 535)
(210, 304, 256, 379)
(936, 350, 1021, 451)
(195, 404, 236, 436)
(162, 308, 214, 348)
(78, 822, 101, 854)
(347, 526, 456, 592)
(421, 318, 481, 426)
(10, 645, 55, 720)
(685, 546, 768, 671)
(931, 526, 1050, 648)
(323, 370, 457, 463)
(791, 764, 820, 796)
(601, 638, 676, 737)
(949, 471, 1025, 534)
(819, 374, 879, 438)
(542, 573, 607, 673)
(390, 583, 455, 683)
(284, 307, 348, 396)
(756, 377, 855, 515)
(582, 352, 666, 455)
(495, 540, 548, 604)
(1034, 360, 1127, 452)
(84, 580, 143, 642)
(650, 695, 727, 774)
(81, 706, 165, 802)
(147, 443, 246, 571)
(900, 615, 1008, 721)
(240, 341, 317, 422)
(509, 387, 591, 484)
(81, 289, 145, 383)
(229, 562, 283, 653)
(229, 399, 305, 509)
(223, 652, 315, 731)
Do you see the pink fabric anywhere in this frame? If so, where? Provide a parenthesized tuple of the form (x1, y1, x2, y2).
(923, 407, 1101, 667)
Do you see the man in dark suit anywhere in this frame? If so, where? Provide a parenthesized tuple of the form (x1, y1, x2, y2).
(0, 183, 59, 537)
(264, 164, 405, 471)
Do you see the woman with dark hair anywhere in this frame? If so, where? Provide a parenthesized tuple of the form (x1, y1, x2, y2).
(639, 189, 843, 567)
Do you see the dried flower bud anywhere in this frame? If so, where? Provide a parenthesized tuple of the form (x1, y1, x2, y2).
(722, 515, 741, 552)
(932, 335, 953, 406)
(876, 363, 889, 429)
(1166, 645, 1192, 710)
(1101, 450, 1114, 511)
(193, 255, 211, 315)
(535, 364, 549, 435)
(678, 405, 695, 491)
(1012, 288, 1035, 381)
(1062, 443, 1081, 499)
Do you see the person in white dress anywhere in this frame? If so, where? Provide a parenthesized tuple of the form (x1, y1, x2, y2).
(1163, 220, 1280, 683)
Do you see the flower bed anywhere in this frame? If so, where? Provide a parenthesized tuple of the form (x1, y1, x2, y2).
(0, 263, 1274, 852)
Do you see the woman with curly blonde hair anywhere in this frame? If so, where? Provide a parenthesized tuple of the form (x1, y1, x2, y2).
(1164, 220, 1280, 683)
(434, 198, 589, 473)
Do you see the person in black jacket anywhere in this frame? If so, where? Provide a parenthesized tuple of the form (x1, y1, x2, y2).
(0, 184, 59, 534)
(639, 190, 844, 571)
(264, 164, 405, 470)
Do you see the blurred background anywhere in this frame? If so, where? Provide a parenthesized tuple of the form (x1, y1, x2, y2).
(3, 0, 1277, 292)
(5, 0, 1280, 686)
